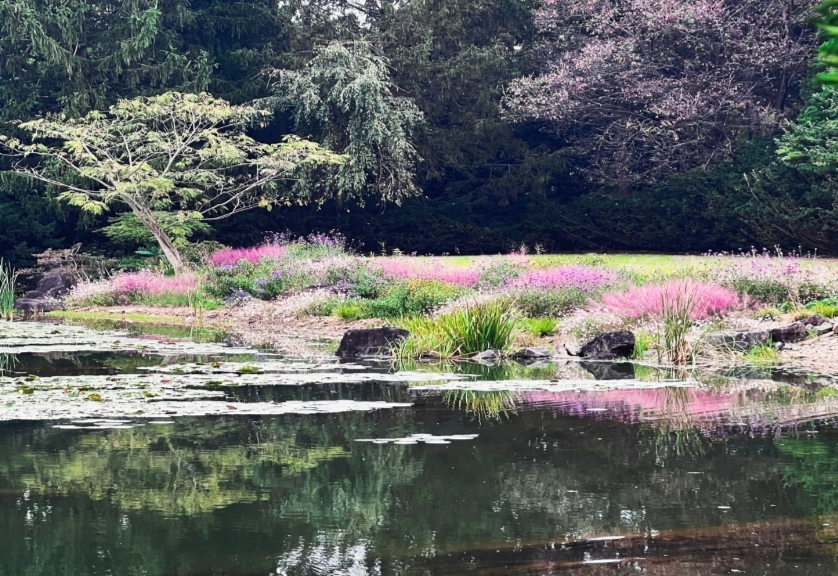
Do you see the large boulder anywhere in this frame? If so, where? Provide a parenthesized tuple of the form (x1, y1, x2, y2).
(14, 270, 71, 314)
(336, 327, 410, 358)
(578, 331, 635, 360)
(706, 329, 770, 351)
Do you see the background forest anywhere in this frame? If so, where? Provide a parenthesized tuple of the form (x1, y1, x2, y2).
(0, 0, 834, 267)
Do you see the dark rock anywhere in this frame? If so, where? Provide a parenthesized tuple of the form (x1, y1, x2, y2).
(580, 361, 635, 380)
(578, 331, 635, 360)
(14, 270, 72, 314)
(769, 322, 808, 344)
(23, 270, 70, 299)
(474, 349, 501, 362)
(800, 315, 826, 327)
(706, 329, 769, 351)
(510, 347, 550, 360)
(336, 327, 410, 358)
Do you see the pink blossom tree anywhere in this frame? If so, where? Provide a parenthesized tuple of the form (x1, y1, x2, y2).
(504, 0, 818, 188)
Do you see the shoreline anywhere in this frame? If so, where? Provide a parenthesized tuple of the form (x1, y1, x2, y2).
(45, 302, 838, 376)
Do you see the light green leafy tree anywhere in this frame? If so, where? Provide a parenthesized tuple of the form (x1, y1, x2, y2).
(1, 91, 341, 272)
(259, 40, 423, 204)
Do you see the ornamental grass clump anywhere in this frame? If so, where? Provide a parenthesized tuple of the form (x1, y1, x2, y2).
(393, 300, 517, 358)
(0, 259, 19, 320)
(602, 280, 740, 320)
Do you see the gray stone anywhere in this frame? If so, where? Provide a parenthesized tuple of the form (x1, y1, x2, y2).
(510, 347, 550, 360)
(706, 329, 770, 351)
(769, 322, 808, 344)
(336, 327, 410, 358)
(579, 331, 635, 360)
(813, 322, 834, 336)
(474, 349, 501, 361)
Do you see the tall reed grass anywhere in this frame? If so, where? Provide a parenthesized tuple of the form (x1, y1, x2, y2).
(657, 281, 698, 365)
(0, 259, 19, 320)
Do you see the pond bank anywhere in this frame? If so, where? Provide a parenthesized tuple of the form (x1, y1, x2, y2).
(50, 301, 838, 375)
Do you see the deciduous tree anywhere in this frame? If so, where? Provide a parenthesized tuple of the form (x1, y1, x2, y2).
(504, 0, 818, 188)
(1, 92, 340, 272)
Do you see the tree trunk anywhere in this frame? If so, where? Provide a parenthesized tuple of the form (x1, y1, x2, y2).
(124, 201, 186, 274)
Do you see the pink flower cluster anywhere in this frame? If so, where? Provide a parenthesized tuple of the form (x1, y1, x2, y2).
(210, 244, 287, 267)
(110, 271, 198, 295)
(514, 266, 615, 291)
(376, 258, 481, 287)
(602, 280, 740, 320)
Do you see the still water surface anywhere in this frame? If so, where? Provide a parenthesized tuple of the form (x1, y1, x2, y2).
(2, 322, 838, 575)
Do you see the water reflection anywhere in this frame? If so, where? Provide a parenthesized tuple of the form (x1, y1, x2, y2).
(1, 403, 838, 575)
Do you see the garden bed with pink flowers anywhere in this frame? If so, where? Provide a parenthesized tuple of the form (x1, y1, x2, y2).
(55, 235, 838, 367)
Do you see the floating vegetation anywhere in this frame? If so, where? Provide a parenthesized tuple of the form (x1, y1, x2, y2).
(355, 433, 478, 445)
(0, 322, 262, 356)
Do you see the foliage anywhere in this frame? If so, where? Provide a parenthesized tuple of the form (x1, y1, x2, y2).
(512, 265, 616, 291)
(743, 344, 782, 366)
(631, 332, 654, 360)
(394, 300, 517, 358)
(505, 0, 817, 188)
(521, 317, 557, 337)
(0, 0, 212, 122)
(334, 301, 365, 321)
(377, 257, 482, 287)
(0, 259, 19, 320)
(360, 280, 463, 318)
(260, 40, 424, 204)
(510, 288, 590, 318)
(67, 271, 200, 306)
(657, 282, 700, 365)
(603, 281, 741, 320)
(210, 243, 288, 267)
(814, 0, 838, 84)
(1, 92, 341, 271)
(805, 298, 838, 318)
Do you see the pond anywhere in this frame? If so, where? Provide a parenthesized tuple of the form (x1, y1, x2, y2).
(2, 321, 838, 575)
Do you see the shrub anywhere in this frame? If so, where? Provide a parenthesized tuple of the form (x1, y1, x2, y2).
(325, 263, 389, 299)
(521, 318, 558, 337)
(361, 280, 464, 318)
(511, 288, 589, 318)
(376, 257, 481, 287)
(713, 257, 835, 304)
(602, 281, 740, 320)
(805, 298, 838, 319)
(67, 272, 200, 306)
(513, 265, 616, 291)
(477, 261, 525, 288)
(334, 301, 365, 321)
(209, 244, 287, 267)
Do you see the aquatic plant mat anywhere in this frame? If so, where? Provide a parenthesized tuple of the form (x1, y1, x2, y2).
(4, 320, 838, 574)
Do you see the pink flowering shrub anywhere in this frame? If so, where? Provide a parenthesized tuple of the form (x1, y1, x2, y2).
(210, 244, 287, 267)
(110, 271, 197, 295)
(67, 272, 198, 305)
(602, 280, 740, 320)
(376, 258, 481, 287)
(514, 266, 615, 292)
